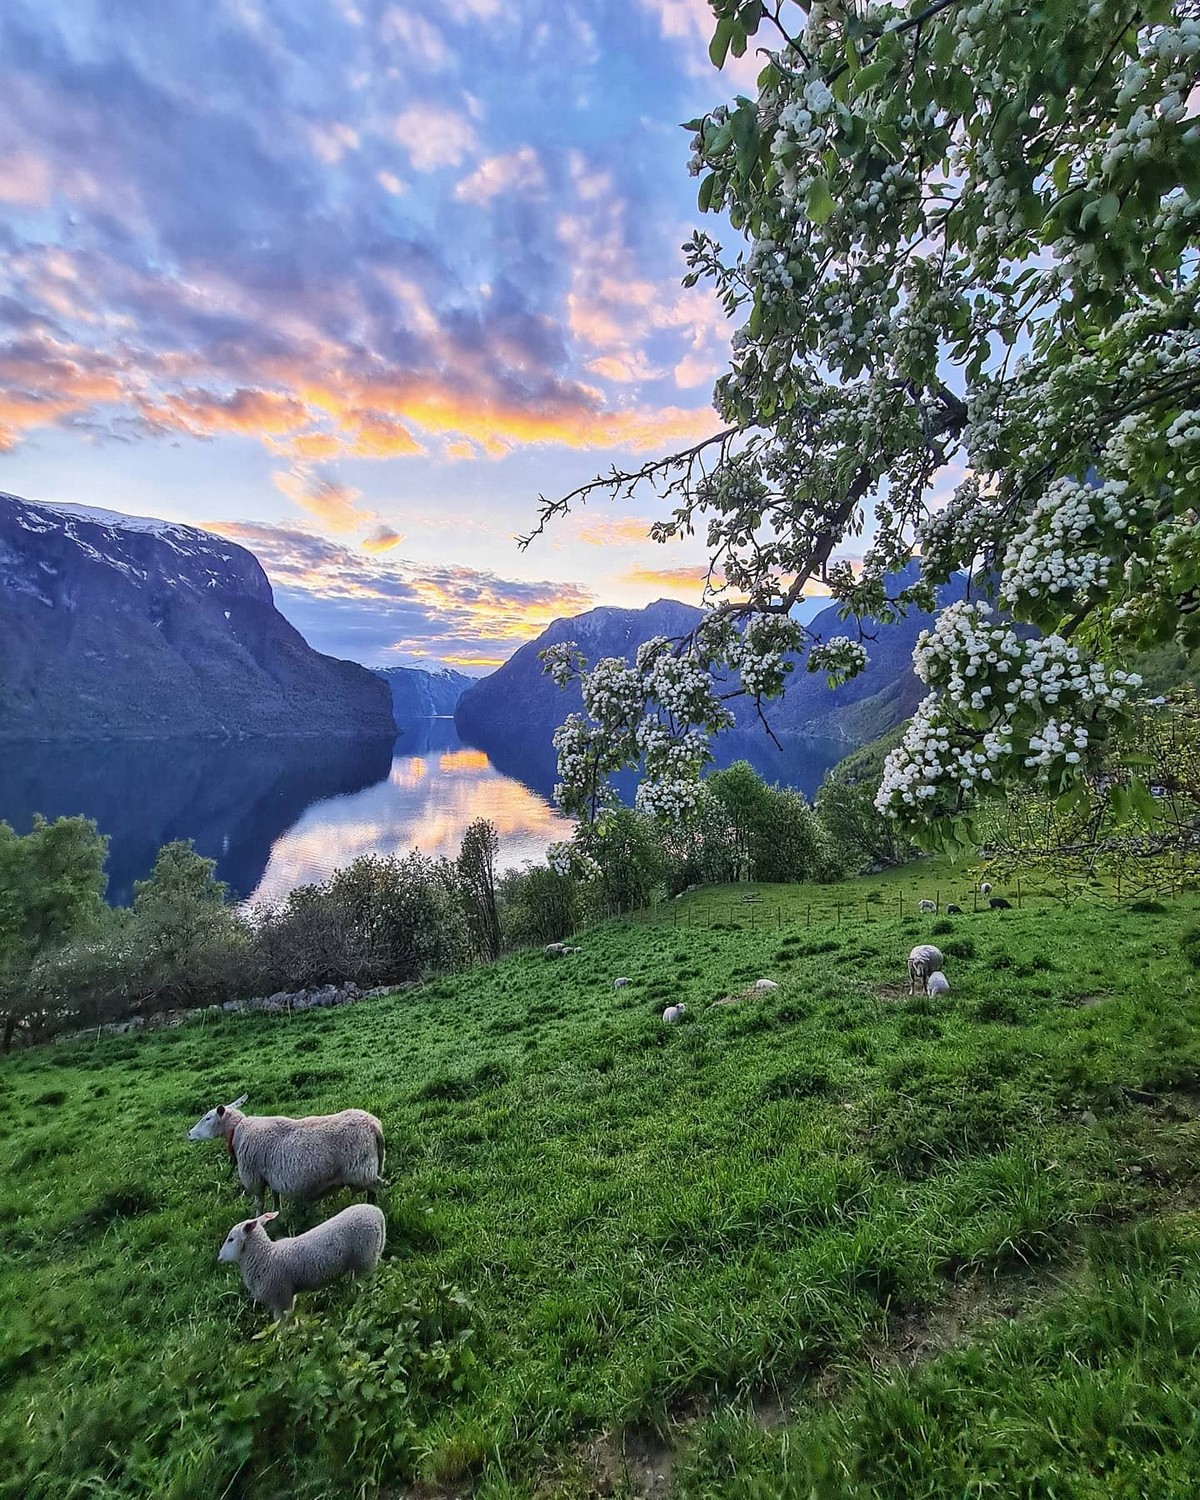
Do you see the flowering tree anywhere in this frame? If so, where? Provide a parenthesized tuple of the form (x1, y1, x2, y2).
(527, 0, 1199, 851)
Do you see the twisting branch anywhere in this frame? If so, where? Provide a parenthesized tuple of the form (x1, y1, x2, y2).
(516, 428, 741, 549)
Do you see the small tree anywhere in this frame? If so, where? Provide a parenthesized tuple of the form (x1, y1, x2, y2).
(457, 819, 502, 961)
(129, 841, 248, 1011)
(0, 816, 108, 1049)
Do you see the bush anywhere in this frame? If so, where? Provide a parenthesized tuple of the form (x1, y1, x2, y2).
(1180, 926, 1200, 970)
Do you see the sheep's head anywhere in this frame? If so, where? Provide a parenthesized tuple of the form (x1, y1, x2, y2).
(218, 1211, 278, 1263)
(188, 1094, 248, 1141)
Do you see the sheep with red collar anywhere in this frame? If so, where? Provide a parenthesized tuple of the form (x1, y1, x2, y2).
(188, 1096, 385, 1215)
(218, 1203, 386, 1319)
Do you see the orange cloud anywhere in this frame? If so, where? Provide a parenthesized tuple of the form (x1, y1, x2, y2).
(272, 468, 372, 534)
(361, 524, 404, 553)
(145, 387, 312, 438)
(574, 514, 653, 546)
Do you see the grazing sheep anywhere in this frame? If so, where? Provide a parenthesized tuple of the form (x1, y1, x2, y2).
(989, 897, 1013, 910)
(614, 977, 632, 989)
(662, 1003, 687, 1024)
(918, 899, 937, 913)
(946, 903, 963, 915)
(753, 978, 779, 992)
(218, 1204, 386, 1319)
(189, 1099, 385, 1215)
(979, 881, 993, 896)
(907, 944, 943, 995)
(925, 970, 951, 996)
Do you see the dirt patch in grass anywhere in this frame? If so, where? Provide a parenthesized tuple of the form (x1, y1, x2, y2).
(874, 982, 915, 1003)
(571, 1425, 676, 1498)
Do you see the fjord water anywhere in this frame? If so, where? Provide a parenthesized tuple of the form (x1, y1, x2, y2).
(0, 720, 850, 905)
(0, 720, 573, 905)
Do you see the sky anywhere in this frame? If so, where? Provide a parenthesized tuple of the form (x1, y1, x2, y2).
(0, 0, 790, 671)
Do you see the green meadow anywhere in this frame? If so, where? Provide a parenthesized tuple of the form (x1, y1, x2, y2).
(3, 870, 1200, 1498)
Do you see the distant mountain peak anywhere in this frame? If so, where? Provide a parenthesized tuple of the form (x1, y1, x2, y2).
(0, 490, 394, 741)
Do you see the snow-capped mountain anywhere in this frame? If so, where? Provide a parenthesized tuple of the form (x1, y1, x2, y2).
(0, 492, 396, 741)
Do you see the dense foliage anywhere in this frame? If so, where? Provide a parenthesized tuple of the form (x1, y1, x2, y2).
(531, 0, 1199, 855)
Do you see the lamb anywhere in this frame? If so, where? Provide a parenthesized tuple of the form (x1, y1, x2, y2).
(218, 1203, 386, 1319)
(189, 1098, 385, 1215)
(662, 1003, 687, 1023)
(946, 903, 963, 915)
(989, 896, 1013, 910)
(614, 977, 632, 989)
(925, 970, 951, 996)
(907, 944, 943, 995)
(979, 881, 993, 896)
(918, 899, 937, 913)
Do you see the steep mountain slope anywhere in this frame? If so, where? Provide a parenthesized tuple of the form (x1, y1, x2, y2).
(454, 573, 970, 795)
(373, 665, 474, 722)
(0, 494, 396, 740)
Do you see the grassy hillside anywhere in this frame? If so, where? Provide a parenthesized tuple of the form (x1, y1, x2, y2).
(3, 870, 1200, 1498)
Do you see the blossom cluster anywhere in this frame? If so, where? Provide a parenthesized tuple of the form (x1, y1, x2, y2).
(807, 636, 869, 684)
(877, 601, 1143, 820)
(1000, 476, 1136, 617)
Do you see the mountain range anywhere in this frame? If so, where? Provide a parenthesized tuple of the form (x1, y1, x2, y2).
(0, 493, 395, 741)
(455, 569, 969, 798)
(373, 664, 475, 721)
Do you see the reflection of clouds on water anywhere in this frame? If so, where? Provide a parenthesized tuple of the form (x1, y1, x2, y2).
(250, 736, 572, 905)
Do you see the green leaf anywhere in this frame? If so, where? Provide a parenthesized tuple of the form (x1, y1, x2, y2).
(932, 25, 955, 65)
(1052, 154, 1070, 197)
(1129, 776, 1159, 824)
(1096, 191, 1121, 227)
(805, 176, 835, 225)
(852, 57, 891, 95)
(698, 173, 717, 213)
(709, 17, 733, 69)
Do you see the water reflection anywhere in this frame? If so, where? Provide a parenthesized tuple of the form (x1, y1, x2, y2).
(1, 718, 849, 908)
(0, 723, 571, 905)
(249, 720, 573, 904)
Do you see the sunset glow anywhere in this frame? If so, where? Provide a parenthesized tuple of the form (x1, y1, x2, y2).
(0, 0, 756, 667)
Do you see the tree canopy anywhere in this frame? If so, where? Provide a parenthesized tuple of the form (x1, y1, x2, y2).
(531, 0, 1199, 853)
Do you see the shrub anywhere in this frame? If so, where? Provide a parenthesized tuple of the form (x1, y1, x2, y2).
(1180, 926, 1200, 970)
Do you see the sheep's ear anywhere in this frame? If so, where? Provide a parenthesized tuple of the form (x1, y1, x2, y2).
(216, 1105, 225, 1117)
(259, 1211, 279, 1225)
(242, 1219, 256, 1234)
(229, 1094, 248, 1109)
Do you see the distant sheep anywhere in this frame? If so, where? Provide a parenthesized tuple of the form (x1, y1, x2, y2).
(218, 1204, 386, 1319)
(979, 882, 993, 896)
(907, 944, 943, 995)
(662, 1003, 687, 1024)
(189, 1098, 385, 1216)
(989, 897, 1013, 910)
(925, 971, 951, 996)
(753, 978, 778, 992)
(614, 977, 632, 989)
(918, 899, 937, 913)
(946, 903, 963, 915)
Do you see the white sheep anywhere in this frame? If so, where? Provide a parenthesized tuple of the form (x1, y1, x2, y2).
(614, 977, 632, 989)
(189, 1098, 385, 1215)
(925, 970, 951, 996)
(918, 899, 937, 913)
(753, 978, 779, 992)
(662, 1003, 687, 1024)
(979, 881, 992, 896)
(907, 944, 943, 995)
(218, 1203, 386, 1319)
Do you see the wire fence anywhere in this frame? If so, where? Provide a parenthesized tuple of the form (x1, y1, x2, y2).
(616, 872, 1195, 935)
